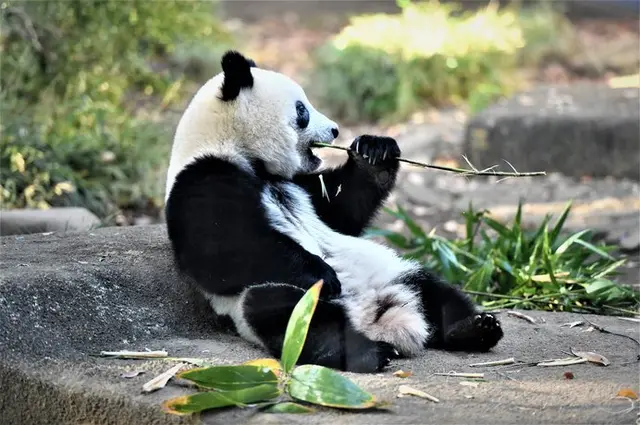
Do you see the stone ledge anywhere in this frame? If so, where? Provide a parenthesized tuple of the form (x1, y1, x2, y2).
(0, 207, 102, 236)
(463, 83, 640, 181)
(1, 225, 638, 424)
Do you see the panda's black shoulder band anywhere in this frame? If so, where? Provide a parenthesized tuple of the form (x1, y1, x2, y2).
(219, 50, 257, 102)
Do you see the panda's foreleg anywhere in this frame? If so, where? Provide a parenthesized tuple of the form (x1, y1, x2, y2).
(293, 135, 401, 237)
(241, 283, 399, 373)
(408, 269, 504, 352)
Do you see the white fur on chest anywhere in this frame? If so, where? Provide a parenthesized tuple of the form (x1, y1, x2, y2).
(261, 182, 416, 290)
(262, 182, 429, 355)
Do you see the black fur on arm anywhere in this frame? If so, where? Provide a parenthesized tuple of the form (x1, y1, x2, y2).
(293, 135, 401, 236)
(165, 155, 341, 298)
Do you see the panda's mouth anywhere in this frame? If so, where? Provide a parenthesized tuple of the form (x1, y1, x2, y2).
(304, 146, 322, 172)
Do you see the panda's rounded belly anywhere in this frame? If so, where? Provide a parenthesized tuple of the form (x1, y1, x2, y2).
(323, 234, 418, 294)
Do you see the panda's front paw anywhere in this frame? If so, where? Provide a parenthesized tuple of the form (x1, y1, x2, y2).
(349, 135, 401, 167)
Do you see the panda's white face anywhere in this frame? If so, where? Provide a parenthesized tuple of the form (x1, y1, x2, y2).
(233, 67, 339, 176)
(165, 51, 338, 199)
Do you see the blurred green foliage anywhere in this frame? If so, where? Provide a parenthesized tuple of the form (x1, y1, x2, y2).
(0, 0, 232, 219)
(310, 0, 575, 123)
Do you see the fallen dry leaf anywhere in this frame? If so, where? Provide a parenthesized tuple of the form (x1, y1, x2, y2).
(570, 348, 611, 366)
(398, 385, 440, 403)
(393, 370, 412, 378)
(460, 381, 480, 388)
(616, 388, 639, 399)
(142, 363, 185, 393)
(537, 357, 588, 367)
(506, 311, 537, 324)
(121, 370, 145, 379)
(560, 321, 585, 328)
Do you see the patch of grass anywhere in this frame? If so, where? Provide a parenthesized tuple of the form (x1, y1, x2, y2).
(309, 0, 575, 123)
(368, 202, 639, 316)
(0, 0, 232, 220)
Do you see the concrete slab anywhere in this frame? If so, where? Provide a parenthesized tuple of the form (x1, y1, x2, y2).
(464, 83, 640, 181)
(1, 225, 639, 425)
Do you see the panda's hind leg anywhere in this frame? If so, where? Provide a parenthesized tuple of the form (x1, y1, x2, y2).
(241, 282, 398, 373)
(411, 270, 503, 352)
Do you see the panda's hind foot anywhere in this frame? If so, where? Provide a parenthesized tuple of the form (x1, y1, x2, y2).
(443, 312, 503, 352)
(376, 341, 401, 371)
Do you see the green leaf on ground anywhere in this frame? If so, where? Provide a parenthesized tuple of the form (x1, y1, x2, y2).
(162, 384, 281, 415)
(242, 358, 283, 377)
(288, 364, 377, 409)
(263, 401, 316, 414)
(281, 280, 323, 374)
(177, 365, 278, 391)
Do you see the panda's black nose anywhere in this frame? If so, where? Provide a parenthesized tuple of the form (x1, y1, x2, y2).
(331, 127, 339, 138)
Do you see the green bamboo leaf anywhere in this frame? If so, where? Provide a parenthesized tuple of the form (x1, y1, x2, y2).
(481, 215, 513, 240)
(396, 205, 426, 238)
(162, 384, 281, 415)
(573, 238, 615, 261)
(464, 202, 475, 244)
(593, 259, 626, 279)
(513, 200, 523, 230)
(281, 281, 323, 374)
(365, 228, 412, 248)
(554, 229, 590, 256)
(263, 401, 315, 414)
(549, 201, 572, 243)
(528, 214, 551, 252)
(584, 279, 615, 295)
(177, 364, 278, 391)
(464, 261, 495, 291)
(287, 364, 377, 409)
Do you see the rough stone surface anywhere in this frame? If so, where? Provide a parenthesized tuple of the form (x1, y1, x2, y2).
(463, 83, 640, 181)
(0, 207, 102, 236)
(1, 225, 639, 425)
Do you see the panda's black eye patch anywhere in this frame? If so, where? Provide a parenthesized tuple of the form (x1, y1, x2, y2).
(296, 101, 309, 129)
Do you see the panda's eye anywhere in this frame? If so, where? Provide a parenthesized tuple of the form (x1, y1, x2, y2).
(295, 101, 309, 129)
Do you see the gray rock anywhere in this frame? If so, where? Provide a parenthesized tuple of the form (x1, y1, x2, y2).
(1, 225, 639, 424)
(0, 207, 102, 236)
(463, 83, 640, 181)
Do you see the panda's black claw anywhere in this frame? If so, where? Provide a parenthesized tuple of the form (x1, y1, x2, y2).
(443, 312, 504, 352)
(349, 135, 400, 168)
(375, 341, 399, 371)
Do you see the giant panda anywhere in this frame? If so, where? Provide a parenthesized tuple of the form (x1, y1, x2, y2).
(164, 50, 503, 373)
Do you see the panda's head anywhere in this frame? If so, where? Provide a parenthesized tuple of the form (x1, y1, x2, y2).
(166, 51, 339, 196)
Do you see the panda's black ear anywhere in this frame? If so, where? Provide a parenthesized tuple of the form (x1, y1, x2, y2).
(219, 50, 256, 101)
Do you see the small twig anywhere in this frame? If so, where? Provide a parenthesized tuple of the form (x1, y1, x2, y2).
(617, 317, 640, 323)
(96, 350, 169, 359)
(311, 143, 546, 177)
(581, 316, 640, 362)
(434, 372, 484, 379)
(469, 358, 515, 367)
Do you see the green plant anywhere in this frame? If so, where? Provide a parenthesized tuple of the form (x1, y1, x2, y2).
(309, 0, 572, 123)
(368, 202, 639, 316)
(0, 0, 232, 218)
(162, 281, 386, 415)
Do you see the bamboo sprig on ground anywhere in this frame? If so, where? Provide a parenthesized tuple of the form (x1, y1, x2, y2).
(311, 142, 546, 178)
